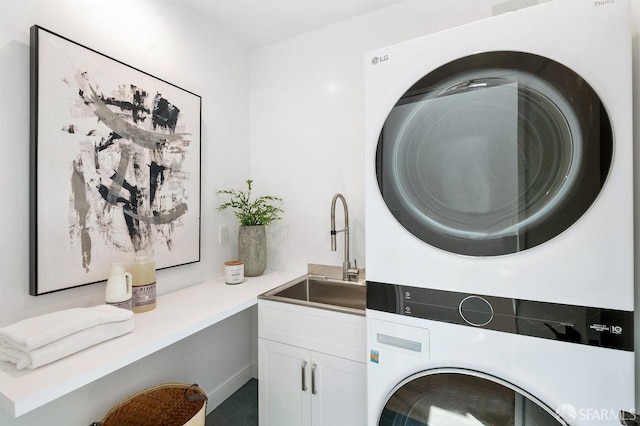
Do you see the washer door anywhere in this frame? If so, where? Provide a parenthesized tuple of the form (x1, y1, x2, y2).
(379, 369, 568, 425)
(376, 51, 612, 256)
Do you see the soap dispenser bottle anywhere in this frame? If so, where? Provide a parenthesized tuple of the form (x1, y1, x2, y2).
(131, 251, 157, 313)
(105, 262, 133, 310)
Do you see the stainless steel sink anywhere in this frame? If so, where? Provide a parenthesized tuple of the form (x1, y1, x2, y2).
(259, 275, 366, 315)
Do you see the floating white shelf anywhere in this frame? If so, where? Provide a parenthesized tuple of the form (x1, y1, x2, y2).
(0, 270, 303, 417)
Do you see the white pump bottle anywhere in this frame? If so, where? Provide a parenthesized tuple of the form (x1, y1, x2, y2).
(105, 262, 133, 310)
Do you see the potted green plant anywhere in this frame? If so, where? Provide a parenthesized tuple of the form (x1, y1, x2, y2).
(217, 179, 283, 276)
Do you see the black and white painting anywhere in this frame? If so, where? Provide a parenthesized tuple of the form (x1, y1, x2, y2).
(30, 26, 201, 295)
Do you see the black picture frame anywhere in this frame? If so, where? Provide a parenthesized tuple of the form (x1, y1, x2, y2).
(30, 25, 202, 295)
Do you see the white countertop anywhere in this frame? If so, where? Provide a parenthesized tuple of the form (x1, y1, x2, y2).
(0, 270, 303, 417)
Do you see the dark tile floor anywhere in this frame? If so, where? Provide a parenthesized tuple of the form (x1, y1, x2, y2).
(206, 378, 258, 426)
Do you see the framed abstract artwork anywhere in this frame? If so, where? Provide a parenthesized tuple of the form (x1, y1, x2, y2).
(30, 26, 201, 295)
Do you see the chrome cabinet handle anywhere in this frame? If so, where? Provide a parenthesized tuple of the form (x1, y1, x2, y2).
(301, 360, 308, 391)
(311, 363, 318, 395)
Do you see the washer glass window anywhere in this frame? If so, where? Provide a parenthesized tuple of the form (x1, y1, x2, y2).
(376, 51, 612, 256)
(379, 369, 567, 425)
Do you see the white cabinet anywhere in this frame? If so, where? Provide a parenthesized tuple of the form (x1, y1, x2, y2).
(258, 300, 366, 426)
(260, 339, 310, 426)
(309, 350, 366, 426)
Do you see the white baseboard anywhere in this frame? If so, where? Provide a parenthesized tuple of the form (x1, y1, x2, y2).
(205, 362, 258, 414)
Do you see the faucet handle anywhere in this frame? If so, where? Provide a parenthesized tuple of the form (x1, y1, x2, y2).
(347, 259, 359, 280)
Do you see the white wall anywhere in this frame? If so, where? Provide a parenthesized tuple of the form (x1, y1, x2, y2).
(249, 0, 640, 412)
(632, 0, 640, 412)
(249, 0, 538, 273)
(0, 0, 250, 325)
(0, 0, 253, 424)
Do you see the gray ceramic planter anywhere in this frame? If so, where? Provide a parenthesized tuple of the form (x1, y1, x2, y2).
(238, 225, 267, 276)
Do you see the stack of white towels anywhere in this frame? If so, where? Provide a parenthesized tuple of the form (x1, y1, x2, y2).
(0, 305, 134, 370)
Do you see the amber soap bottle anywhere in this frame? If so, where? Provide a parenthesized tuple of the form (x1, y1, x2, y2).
(131, 252, 157, 313)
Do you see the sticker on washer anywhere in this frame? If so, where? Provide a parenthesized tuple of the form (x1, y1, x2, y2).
(370, 350, 379, 364)
(590, 323, 609, 332)
(590, 323, 623, 334)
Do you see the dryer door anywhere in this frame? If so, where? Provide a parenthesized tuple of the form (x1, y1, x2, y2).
(376, 51, 612, 256)
(379, 368, 568, 425)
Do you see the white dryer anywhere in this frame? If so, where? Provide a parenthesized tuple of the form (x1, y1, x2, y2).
(363, 0, 633, 311)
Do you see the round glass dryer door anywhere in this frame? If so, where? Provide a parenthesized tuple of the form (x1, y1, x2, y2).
(379, 369, 568, 425)
(376, 51, 612, 256)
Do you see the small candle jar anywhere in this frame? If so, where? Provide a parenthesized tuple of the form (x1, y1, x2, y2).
(224, 260, 244, 284)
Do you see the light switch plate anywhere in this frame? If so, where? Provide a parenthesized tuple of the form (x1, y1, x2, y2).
(219, 225, 229, 244)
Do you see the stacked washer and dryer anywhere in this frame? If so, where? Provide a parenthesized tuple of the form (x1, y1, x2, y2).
(364, 0, 634, 424)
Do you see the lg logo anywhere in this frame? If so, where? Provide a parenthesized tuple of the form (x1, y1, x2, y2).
(371, 55, 389, 65)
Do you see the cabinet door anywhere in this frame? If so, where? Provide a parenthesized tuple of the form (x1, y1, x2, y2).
(259, 339, 312, 426)
(310, 351, 366, 426)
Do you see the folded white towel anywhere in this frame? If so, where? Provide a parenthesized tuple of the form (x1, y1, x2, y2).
(0, 305, 133, 352)
(0, 318, 134, 370)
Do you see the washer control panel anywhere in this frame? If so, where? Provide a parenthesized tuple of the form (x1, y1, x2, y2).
(367, 280, 633, 351)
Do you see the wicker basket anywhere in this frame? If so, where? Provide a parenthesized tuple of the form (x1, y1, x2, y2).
(91, 383, 207, 426)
